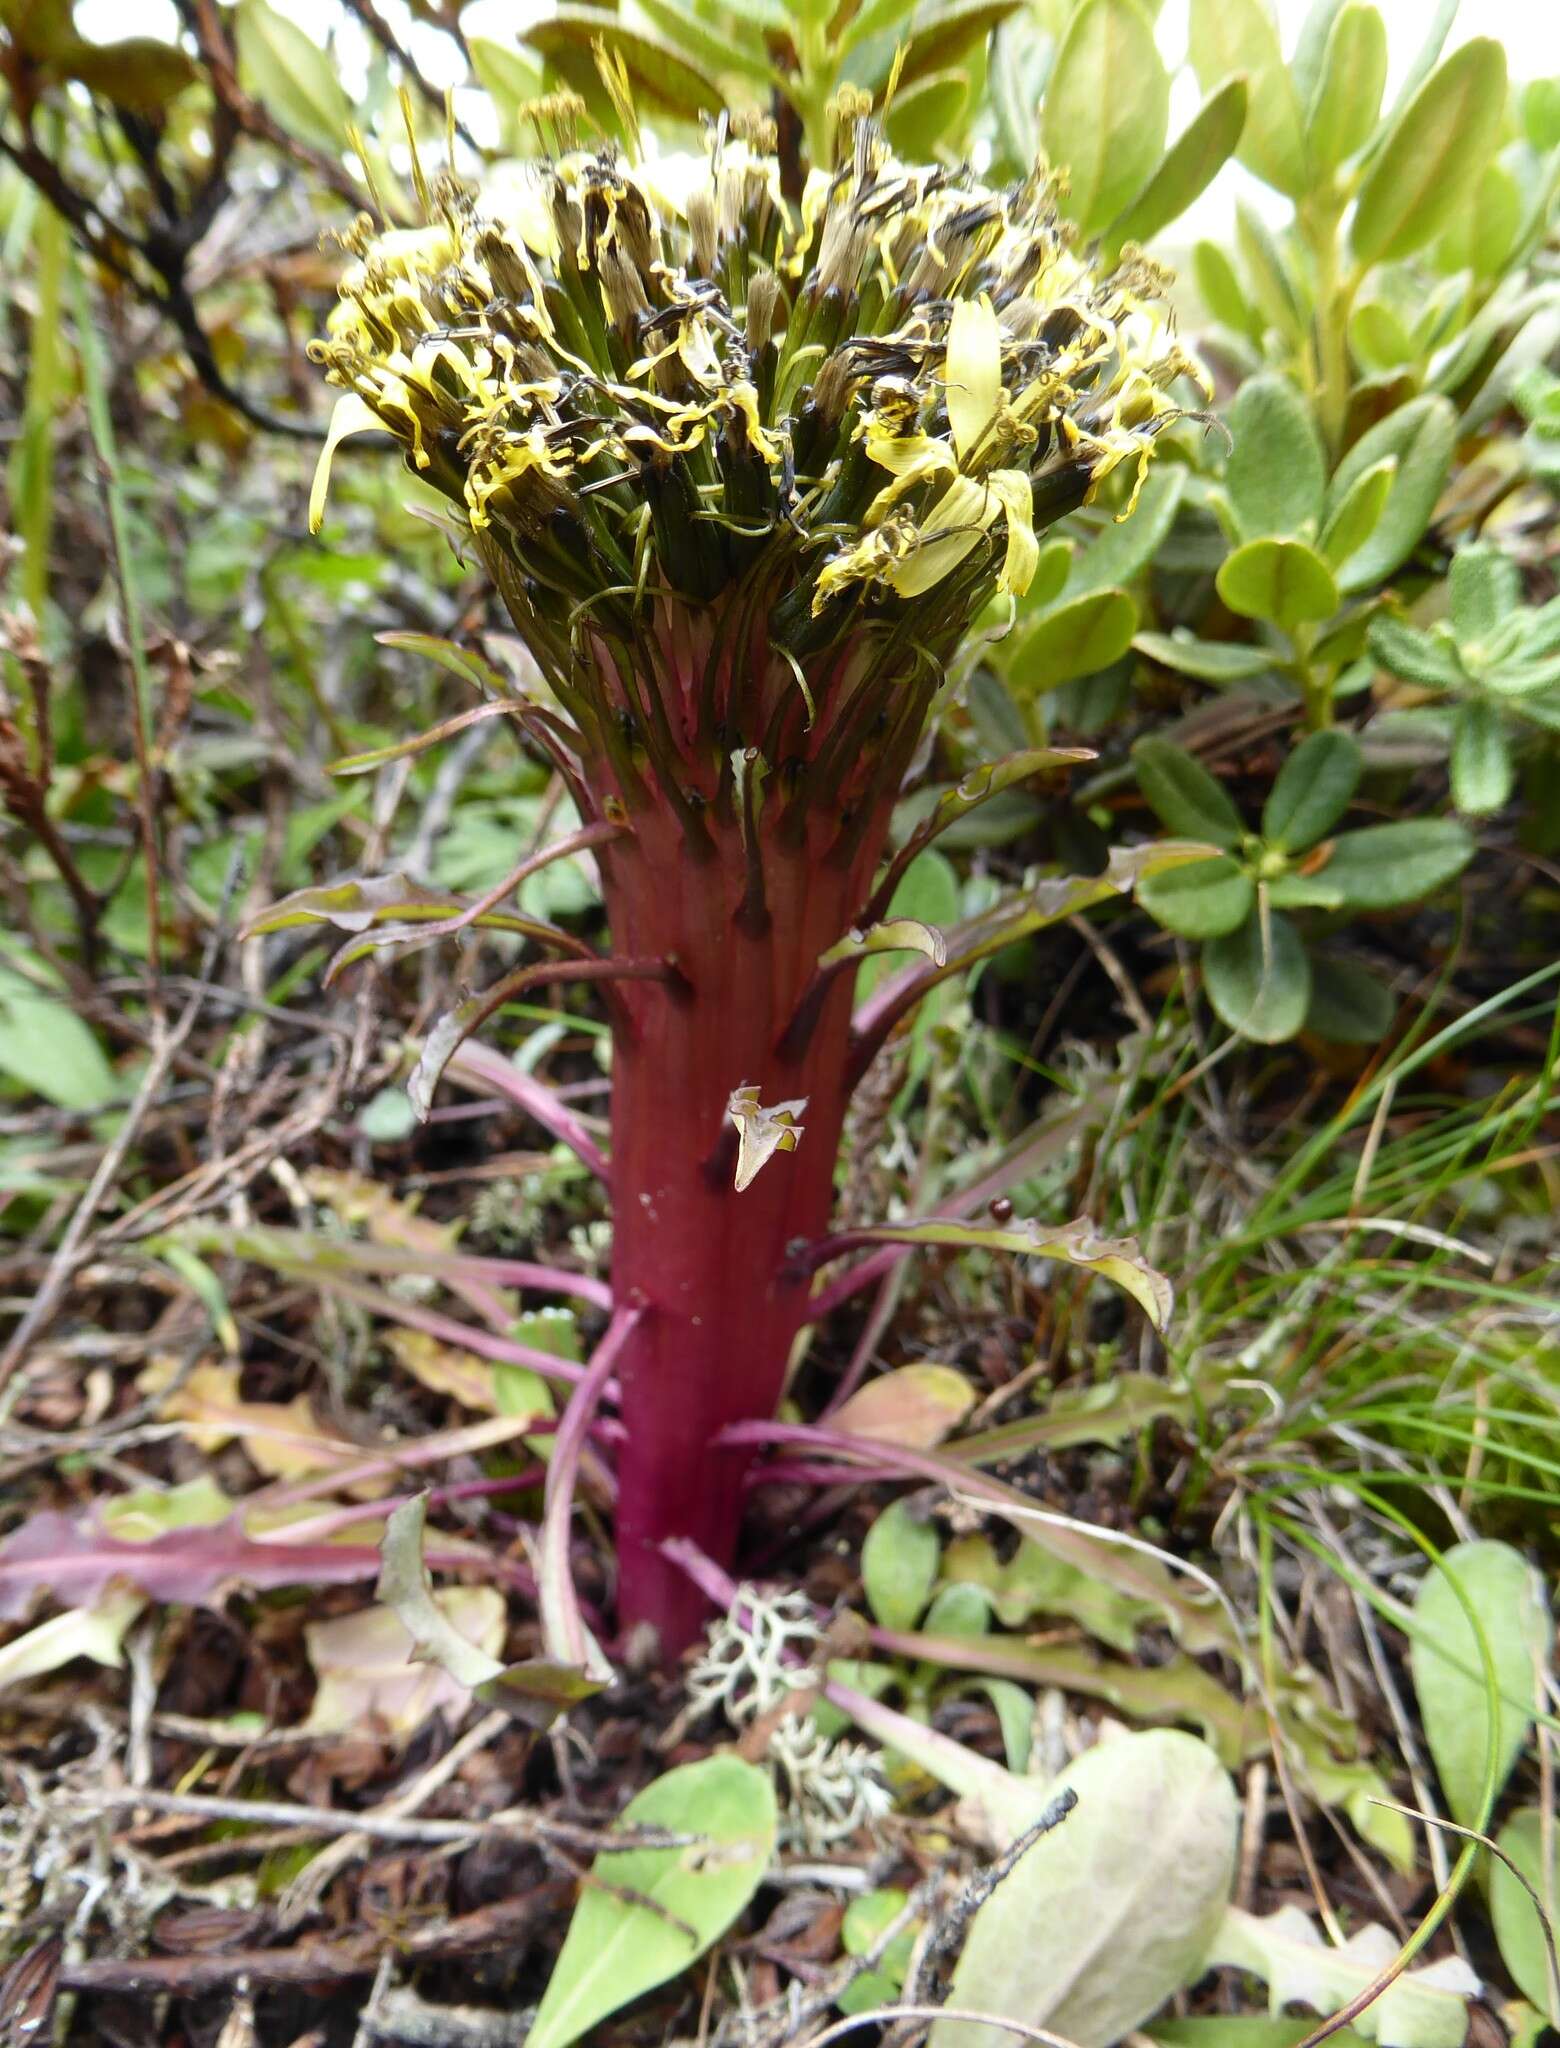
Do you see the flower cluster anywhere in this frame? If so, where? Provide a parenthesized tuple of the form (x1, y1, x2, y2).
(309, 112, 1193, 770)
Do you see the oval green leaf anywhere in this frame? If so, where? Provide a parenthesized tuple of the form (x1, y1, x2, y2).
(1328, 396, 1457, 593)
(1133, 737, 1244, 847)
(527, 1756, 777, 2048)
(1188, 0, 1308, 196)
(1042, 0, 1170, 237)
(1305, 3, 1387, 169)
(1106, 77, 1248, 254)
(235, 0, 352, 154)
(1017, 588, 1139, 692)
(1204, 910, 1312, 1043)
(1224, 375, 1327, 541)
(1491, 1809, 1560, 2022)
(1139, 855, 1255, 940)
(1351, 39, 1509, 266)
(1409, 1539, 1552, 1830)
(862, 1497, 942, 1631)
(1311, 818, 1472, 910)
(1261, 729, 1362, 852)
(1217, 538, 1339, 633)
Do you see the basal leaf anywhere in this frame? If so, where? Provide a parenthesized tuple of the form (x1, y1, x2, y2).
(1310, 818, 1472, 910)
(1133, 631, 1275, 684)
(527, 1757, 777, 2048)
(862, 1497, 941, 1630)
(1133, 737, 1245, 847)
(1209, 1907, 1479, 2048)
(833, 1365, 976, 1449)
(1409, 1538, 1552, 1830)
(1491, 1809, 1560, 2022)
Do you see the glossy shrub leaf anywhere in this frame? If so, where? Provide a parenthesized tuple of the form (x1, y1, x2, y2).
(1204, 911, 1312, 1044)
(1042, 0, 1169, 237)
(1491, 1809, 1560, 2021)
(1450, 701, 1513, 816)
(1188, 0, 1307, 197)
(1224, 375, 1327, 541)
(1328, 396, 1457, 593)
(862, 1497, 942, 1630)
(522, 11, 722, 123)
(1313, 819, 1472, 910)
(1448, 544, 1523, 648)
(932, 1731, 1239, 2048)
(1351, 40, 1509, 266)
(1303, 956, 1395, 1044)
(1134, 631, 1274, 684)
(1262, 730, 1362, 851)
(1409, 1539, 1552, 1829)
(1194, 240, 1260, 340)
(235, 0, 351, 153)
(1106, 78, 1248, 254)
(1217, 538, 1339, 633)
(1134, 738, 1244, 847)
(527, 1757, 776, 2048)
(1139, 856, 1255, 940)
(1016, 588, 1138, 690)
(1305, 4, 1387, 168)
(1318, 459, 1394, 569)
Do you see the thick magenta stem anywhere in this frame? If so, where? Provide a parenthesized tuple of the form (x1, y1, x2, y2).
(600, 800, 891, 1655)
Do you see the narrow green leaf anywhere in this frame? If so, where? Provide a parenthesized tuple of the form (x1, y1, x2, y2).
(527, 1757, 778, 2048)
(1304, 4, 1387, 170)
(1447, 544, 1523, 650)
(862, 1498, 942, 1630)
(1133, 738, 1245, 847)
(1067, 467, 1185, 598)
(1188, 0, 1308, 196)
(1410, 1540, 1552, 1830)
(1327, 396, 1457, 593)
(1351, 40, 1509, 266)
(1367, 614, 1465, 692)
(1133, 631, 1274, 683)
(1106, 78, 1248, 254)
(1490, 1810, 1560, 2023)
(1139, 855, 1255, 939)
(1312, 818, 1473, 909)
(1261, 730, 1361, 851)
(1217, 537, 1338, 633)
(1236, 203, 1308, 344)
(1224, 375, 1327, 541)
(235, 0, 351, 153)
(1318, 459, 1395, 568)
(1204, 910, 1312, 1043)
(1193, 240, 1261, 340)
(1449, 700, 1513, 816)
(1042, 0, 1170, 238)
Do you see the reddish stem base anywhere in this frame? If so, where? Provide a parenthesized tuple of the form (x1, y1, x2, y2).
(601, 802, 888, 1656)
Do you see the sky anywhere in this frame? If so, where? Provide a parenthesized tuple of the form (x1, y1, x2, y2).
(74, 0, 1560, 245)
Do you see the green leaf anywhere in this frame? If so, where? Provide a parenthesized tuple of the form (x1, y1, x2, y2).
(1015, 588, 1139, 690)
(1367, 614, 1464, 691)
(522, 10, 722, 123)
(1313, 818, 1472, 909)
(1261, 730, 1362, 851)
(862, 1498, 942, 1631)
(1448, 544, 1523, 650)
(1204, 911, 1312, 1043)
(884, 70, 972, 157)
(1224, 375, 1327, 541)
(1105, 77, 1248, 254)
(528, 1757, 776, 2048)
(1409, 1539, 1552, 1830)
(1236, 202, 1308, 345)
(1318, 459, 1395, 569)
(1327, 396, 1457, 594)
(1153, 2022, 1371, 2048)
(1067, 467, 1185, 598)
(235, 0, 352, 153)
(1522, 77, 1560, 153)
(1351, 40, 1509, 266)
(1188, 0, 1307, 196)
(1194, 240, 1261, 340)
(51, 33, 198, 108)
(1133, 738, 1244, 847)
(1491, 1809, 1560, 2022)
(1302, 955, 1395, 1043)
(1133, 631, 1274, 683)
(1449, 700, 1513, 815)
(467, 39, 546, 150)
(0, 964, 119, 1110)
(1042, 0, 1169, 238)
(1217, 538, 1338, 633)
(892, 0, 1024, 88)
(1435, 158, 1522, 281)
(1304, 4, 1386, 169)
(1349, 298, 1415, 374)
(1139, 856, 1255, 940)
(932, 1732, 1239, 2048)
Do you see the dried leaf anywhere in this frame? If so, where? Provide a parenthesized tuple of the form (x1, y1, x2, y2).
(727, 1084, 808, 1194)
(137, 1359, 392, 1496)
(1209, 1907, 1480, 2048)
(304, 1590, 506, 1738)
(832, 1365, 976, 1448)
(0, 1590, 144, 1691)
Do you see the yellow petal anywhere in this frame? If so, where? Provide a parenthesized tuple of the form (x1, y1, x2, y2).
(944, 294, 1002, 466)
(987, 469, 1038, 595)
(887, 474, 992, 598)
(309, 393, 382, 535)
